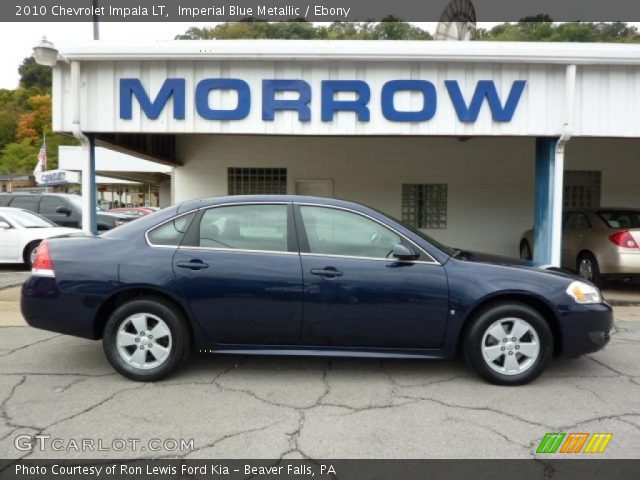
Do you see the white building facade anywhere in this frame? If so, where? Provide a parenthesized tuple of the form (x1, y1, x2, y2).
(49, 40, 640, 261)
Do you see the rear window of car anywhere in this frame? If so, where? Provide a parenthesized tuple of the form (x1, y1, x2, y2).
(146, 212, 196, 246)
(596, 210, 640, 229)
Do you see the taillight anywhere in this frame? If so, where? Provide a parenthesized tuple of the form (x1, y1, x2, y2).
(32, 240, 55, 277)
(609, 231, 639, 249)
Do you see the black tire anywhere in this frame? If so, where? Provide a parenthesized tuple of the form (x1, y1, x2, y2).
(520, 240, 532, 261)
(577, 252, 603, 288)
(463, 302, 553, 386)
(103, 297, 191, 381)
(23, 240, 41, 268)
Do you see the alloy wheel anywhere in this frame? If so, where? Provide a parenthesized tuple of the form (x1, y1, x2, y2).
(481, 317, 540, 376)
(579, 258, 594, 282)
(116, 313, 172, 370)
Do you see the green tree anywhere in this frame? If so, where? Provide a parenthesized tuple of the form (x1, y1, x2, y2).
(18, 57, 52, 90)
(176, 19, 431, 40)
(0, 139, 39, 174)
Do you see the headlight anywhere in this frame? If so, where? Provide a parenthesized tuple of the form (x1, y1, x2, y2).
(115, 219, 127, 227)
(566, 281, 602, 304)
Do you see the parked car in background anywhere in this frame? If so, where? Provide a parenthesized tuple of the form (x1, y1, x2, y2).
(520, 208, 640, 286)
(0, 193, 133, 231)
(22, 196, 612, 385)
(0, 208, 78, 267)
(109, 207, 156, 218)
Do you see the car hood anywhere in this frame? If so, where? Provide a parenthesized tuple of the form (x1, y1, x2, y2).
(455, 250, 578, 280)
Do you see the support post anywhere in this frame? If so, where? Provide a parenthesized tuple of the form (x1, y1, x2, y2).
(534, 137, 562, 266)
(81, 134, 98, 235)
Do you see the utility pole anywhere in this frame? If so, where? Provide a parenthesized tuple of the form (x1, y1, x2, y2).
(93, 0, 100, 40)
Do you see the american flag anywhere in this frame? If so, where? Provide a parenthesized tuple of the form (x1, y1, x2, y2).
(34, 138, 47, 175)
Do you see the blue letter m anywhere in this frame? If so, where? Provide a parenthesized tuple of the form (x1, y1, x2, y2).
(120, 78, 186, 120)
(445, 80, 526, 123)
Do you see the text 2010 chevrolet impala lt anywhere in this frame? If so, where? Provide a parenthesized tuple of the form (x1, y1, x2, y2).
(21, 196, 612, 385)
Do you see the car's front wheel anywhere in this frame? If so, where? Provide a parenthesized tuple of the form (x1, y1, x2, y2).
(464, 303, 553, 385)
(103, 298, 191, 381)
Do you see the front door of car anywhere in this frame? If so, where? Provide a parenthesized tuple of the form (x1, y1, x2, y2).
(38, 197, 79, 227)
(295, 205, 449, 349)
(173, 203, 304, 346)
(0, 215, 19, 261)
(562, 212, 591, 269)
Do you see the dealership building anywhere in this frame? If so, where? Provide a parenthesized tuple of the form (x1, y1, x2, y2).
(42, 39, 640, 264)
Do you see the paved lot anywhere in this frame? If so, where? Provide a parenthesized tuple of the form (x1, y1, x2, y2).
(0, 266, 639, 460)
(0, 320, 638, 459)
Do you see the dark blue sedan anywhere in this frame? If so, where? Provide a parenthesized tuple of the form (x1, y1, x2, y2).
(21, 196, 612, 385)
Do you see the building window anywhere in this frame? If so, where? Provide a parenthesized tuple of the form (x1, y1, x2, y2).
(402, 184, 448, 229)
(228, 168, 287, 195)
(564, 171, 601, 209)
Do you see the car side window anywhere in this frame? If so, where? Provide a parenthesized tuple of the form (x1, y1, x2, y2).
(147, 212, 196, 246)
(566, 212, 590, 230)
(9, 196, 38, 211)
(198, 204, 288, 252)
(39, 196, 67, 215)
(299, 206, 402, 259)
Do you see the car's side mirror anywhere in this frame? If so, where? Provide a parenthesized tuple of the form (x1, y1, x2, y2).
(56, 206, 72, 216)
(0, 221, 10, 229)
(392, 244, 419, 261)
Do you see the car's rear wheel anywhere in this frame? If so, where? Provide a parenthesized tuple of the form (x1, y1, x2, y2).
(464, 303, 553, 385)
(23, 240, 41, 268)
(103, 298, 191, 381)
(577, 252, 603, 288)
(520, 240, 532, 261)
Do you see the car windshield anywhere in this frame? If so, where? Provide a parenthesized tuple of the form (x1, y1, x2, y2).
(596, 210, 640, 229)
(7, 209, 56, 228)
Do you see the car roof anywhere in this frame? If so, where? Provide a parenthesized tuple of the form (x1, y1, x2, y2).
(0, 207, 29, 212)
(177, 195, 369, 212)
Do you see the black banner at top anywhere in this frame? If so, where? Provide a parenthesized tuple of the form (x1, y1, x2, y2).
(4, 0, 640, 22)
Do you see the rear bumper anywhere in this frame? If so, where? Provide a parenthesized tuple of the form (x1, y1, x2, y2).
(21, 276, 102, 340)
(600, 250, 640, 275)
(559, 302, 613, 358)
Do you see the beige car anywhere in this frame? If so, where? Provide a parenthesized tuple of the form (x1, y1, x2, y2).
(520, 208, 640, 286)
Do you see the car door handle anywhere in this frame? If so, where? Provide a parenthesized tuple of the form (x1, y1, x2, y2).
(176, 260, 209, 270)
(310, 267, 343, 277)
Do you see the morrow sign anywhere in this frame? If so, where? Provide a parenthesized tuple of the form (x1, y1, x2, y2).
(119, 78, 527, 123)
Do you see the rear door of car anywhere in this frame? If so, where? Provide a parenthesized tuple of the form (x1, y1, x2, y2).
(172, 202, 304, 346)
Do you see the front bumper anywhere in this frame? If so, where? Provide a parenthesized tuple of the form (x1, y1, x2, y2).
(559, 302, 613, 358)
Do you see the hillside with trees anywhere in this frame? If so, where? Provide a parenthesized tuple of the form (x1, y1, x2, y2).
(0, 57, 75, 174)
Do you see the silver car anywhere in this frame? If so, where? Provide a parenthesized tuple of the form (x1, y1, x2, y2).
(520, 208, 640, 286)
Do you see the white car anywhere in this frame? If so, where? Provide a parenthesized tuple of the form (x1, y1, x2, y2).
(0, 207, 79, 267)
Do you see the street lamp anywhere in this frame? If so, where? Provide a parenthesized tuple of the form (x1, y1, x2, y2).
(32, 36, 67, 66)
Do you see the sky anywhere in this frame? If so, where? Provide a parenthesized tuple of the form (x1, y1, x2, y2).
(0, 22, 217, 89)
(0, 21, 448, 90)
